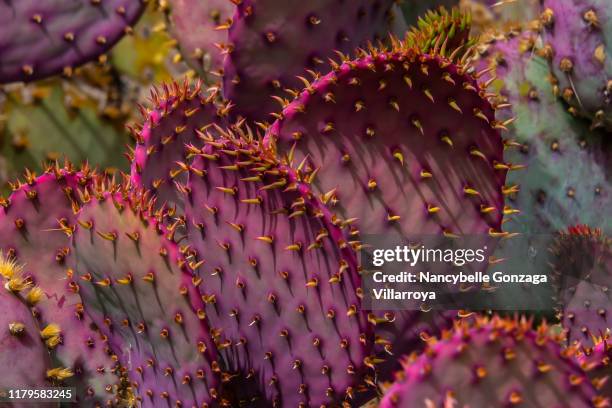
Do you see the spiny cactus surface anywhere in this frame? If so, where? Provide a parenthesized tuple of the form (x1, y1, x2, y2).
(1, 81, 131, 186)
(165, 0, 235, 80)
(183, 132, 373, 407)
(70, 188, 219, 407)
(476, 30, 611, 235)
(0, 0, 147, 84)
(265, 39, 508, 238)
(576, 338, 612, 398)
(541, 0, 612, 130)
(0, 259, 58, 405)
(129, 80, 229, 209)
(551, 225, 611, 348)
(223, 0, 397, 122)
(380, 315, 607, 407)
(0, 166, 123, 405)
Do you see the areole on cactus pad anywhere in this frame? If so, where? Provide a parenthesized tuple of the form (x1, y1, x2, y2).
(540, 0, 612, 130)
(0, 164, 124, 405)
(129, 79, 232, 210)
(179, 129, 378, 406)
(223, 0, 398, 122)
(550, 225, 611, 348)
(69, 185, 220, 407)
(264, 36, 510, 239)
(0, 0, 147, 84)
(0, 255, 63, 407)
(380, 315, 608, 408)
(163, 0, 235, 80)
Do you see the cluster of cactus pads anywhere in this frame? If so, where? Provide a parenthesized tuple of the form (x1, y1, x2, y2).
(0, 1, 610, 407)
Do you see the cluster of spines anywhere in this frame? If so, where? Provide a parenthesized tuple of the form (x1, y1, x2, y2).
(0, 253, 74, 385)
(380, 315, 608, 408)
(128, 79, 233, 207)
(263, 34, 518, 241)
(179, 127, 379, 406)
(404, 6, 476, 56)
(0, 161, 132, 404)
(67, 180, 222, 407)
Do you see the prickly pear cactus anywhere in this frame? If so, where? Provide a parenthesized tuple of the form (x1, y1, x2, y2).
(129, 80, 229, 208)
(380, 315, 607, 407)
(550, 225, 611, 348)
(0, 165, 124, 405)
(372, 309, 457, 385)
(0, 0, 147, 84)
(405, 6, 475, 55)
(540, 0, 612, 130)
(576, 338, 612, 398)
(400, 0, 457, 26)
(265, 37, 508, 238)
(0, 258, 59, 406)
(183, 131, 375, 406)
(163, 0, 235, 80)
(223, 0, 397, 122)
(475, 31, 612, 235)
(70, 187, 219, 407)
(460, 0, 542, 34)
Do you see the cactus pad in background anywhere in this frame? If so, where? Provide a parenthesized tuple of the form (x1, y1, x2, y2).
(475, 31, 612, 235)
(0, 81, 132, 191)
(223, 0, 396, 122)
(109, 4, 181, 85)
(0, 165, 124, 404)
(551, 225, 611, 348)
(461, 0, 542, 34)
(129, 80, 229, 209)
(70, 188, 220, 407)
(164, 0, 235, 81)
(541, 0, 612, 130)
(265, 38, 507, 238)
(380, 315, 607, 407)
(184, 132, 373, 406)
(0, 0, 147, 84)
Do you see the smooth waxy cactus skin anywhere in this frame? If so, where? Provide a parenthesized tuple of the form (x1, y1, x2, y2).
(0, 166, 123, 405)
(223, 0, 396, 122)
(165, 0, 235, 80)
(183, 133, 372, 407)
(70, 189, 219, 407)
(380, 316, 606, 408)
(0, 0, 147, 84)
(550, 226, 611, 348)
(265, 45, 507, 238)
(129, 81, 229, 209)
(540, 0, 612, 130)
